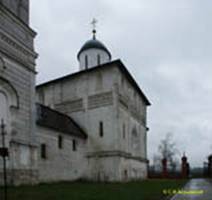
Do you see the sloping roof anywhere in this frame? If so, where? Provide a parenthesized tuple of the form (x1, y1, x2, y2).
(36, 59, 151, 106)
(36, 103, 87, 139)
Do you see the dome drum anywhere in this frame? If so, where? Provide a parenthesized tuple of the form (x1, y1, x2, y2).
(77, 38, 111, 70)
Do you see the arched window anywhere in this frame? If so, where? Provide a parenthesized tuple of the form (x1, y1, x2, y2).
(41, 143, 47, 159)
(0, 77, 19, 109)
(85, 55, 88, 69)
(0, 92, 8, 123)
(72, 139, 77, 151)
(99, 121, 104, 137)
(58, 135, 63, 149)
(0, 77, 19, 134)
(97, 54, 101, 65)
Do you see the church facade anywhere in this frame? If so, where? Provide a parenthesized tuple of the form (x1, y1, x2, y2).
(0, 0, 150, 185)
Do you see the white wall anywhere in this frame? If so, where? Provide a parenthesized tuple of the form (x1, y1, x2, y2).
(79, 49, 110, 71)
(36, 62, 148, 181)
(37, 127, 87, 182)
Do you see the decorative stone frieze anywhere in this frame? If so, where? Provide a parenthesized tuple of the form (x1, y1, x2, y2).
(87, 151, 148, 163)
(55, 98, 84, 113)
(88, 91, 113, 109)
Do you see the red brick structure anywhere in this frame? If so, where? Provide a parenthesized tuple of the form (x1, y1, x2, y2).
(162, 158, 168, 178)
(181, 153, 189, 178)
(208, 155, 212, 177)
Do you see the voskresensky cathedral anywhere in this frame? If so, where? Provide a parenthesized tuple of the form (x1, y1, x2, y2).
(0, 0, 150, 185)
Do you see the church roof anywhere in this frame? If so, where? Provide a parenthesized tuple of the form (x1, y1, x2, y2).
(36, 59, 151, 106)
(77, 38, 111, 60)
(36, 103, 87, 139)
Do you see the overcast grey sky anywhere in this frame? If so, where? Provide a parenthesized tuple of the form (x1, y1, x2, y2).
(30, 0, 212, 167)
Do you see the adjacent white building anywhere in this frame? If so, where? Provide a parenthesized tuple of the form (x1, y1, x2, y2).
(0, 0, 150, 185)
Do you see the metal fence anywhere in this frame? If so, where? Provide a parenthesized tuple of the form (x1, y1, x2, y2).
(148, 167, 182, 179)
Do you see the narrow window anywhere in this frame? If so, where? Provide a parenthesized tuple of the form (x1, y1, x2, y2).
(99, 121, 104, 137)
(41, 144, 46, 159)
(123, 123, 126, 139)
(97, 54, 101, 65)
(58, 135, 63, 149)
(72, 139, 77, 151)
(124, 170, 128, 179)
(85, 55, 88, 69)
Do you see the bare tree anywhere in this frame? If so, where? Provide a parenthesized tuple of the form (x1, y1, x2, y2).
(157, 133, 179, 171)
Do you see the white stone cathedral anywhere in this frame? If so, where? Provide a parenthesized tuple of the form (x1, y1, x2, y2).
(0, 1, 150, 185)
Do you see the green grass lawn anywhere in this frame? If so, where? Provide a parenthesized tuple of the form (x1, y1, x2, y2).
(0, 179, 187, 200)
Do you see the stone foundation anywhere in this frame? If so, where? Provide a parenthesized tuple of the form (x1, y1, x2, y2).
(0, 169, 38, 186)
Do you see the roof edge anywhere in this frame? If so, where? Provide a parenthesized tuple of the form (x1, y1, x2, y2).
(36, 103, 87, 139)
(115, 60, 151, 106)
(36, 59, 151, 106)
